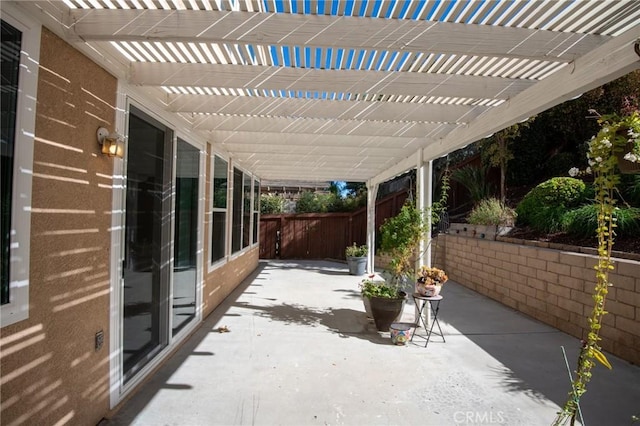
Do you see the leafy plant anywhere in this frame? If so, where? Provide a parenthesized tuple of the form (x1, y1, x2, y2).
(467, 197, 517, 226)
(345, 243, 368, 258)
(379, 200, 425, 282)
(359, 279, 402, 299)
(563, 204, 640, 238)
(515, 177, 588, 232)
(450, 165, 495, 203)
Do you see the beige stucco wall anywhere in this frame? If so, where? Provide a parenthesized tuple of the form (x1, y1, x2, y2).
(437, 233, 640, 365)
(1, 29, 262, 426)
(203, 248, 260, 318)
(1, 28, 117, 425)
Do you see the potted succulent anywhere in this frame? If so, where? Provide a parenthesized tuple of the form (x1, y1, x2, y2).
(345, 242, 368, 275)
(415, 266, 448, 297)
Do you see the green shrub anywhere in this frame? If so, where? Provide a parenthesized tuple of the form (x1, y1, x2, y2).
(516, 177, 588, 232)
(260, 194, 284, 214)
(295, 191, 340, 213)
(563, 205, 640, 238)
(467, 197, 517, 226)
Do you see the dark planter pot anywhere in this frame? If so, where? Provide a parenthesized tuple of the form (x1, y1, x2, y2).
(369, 293, 407, 332)
(347, 256, 367, 275)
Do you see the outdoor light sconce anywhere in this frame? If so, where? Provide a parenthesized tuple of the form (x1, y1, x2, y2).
(97, 127, 124, 158)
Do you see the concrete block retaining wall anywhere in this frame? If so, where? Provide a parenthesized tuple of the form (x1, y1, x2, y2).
(436, 233, 640, 365)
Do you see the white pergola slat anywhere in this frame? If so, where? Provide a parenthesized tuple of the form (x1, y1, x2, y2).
(130, 63, 534, 99)
(13, 0, 640, 184)
(169, 95, 480, 123)
(192, 115, 454, 138)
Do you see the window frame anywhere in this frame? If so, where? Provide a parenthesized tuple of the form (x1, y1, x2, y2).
(252, 178, 260, 246)
(1, 8, 40, 327)
(209, 153, 229, 269)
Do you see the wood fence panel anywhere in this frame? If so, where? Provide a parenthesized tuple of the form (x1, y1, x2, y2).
(259, 190, 408, 260)
(260, 216, 281, 259)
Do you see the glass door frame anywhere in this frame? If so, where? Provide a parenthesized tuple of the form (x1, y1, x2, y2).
(109, 94, 205, 408)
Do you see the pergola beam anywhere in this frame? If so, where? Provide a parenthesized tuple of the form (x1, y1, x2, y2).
(65, 9, 603, 62)
(171, 95, 482, 123)
(194, 115, 460, 138)
(130, 62, 534, 99)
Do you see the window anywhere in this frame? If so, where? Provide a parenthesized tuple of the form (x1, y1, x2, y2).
(242, 172, 251, 249)
(211, 155, 228, 263)
(231, 167, 243, 253)
(252, 179, 260, 245)
(1, 11, 39, 327)
(1, 20, 21, 307)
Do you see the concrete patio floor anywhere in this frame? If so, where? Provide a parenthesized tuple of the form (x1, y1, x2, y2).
(106, 260, 640, 426)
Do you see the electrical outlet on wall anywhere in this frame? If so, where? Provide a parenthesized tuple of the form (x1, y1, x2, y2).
(95, 330, 104, 351)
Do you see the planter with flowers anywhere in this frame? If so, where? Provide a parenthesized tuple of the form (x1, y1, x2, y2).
(415, 266, 448, 297)
(555, 110, 640, 426)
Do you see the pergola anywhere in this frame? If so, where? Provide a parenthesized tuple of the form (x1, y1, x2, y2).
(16, 0, 640, 267)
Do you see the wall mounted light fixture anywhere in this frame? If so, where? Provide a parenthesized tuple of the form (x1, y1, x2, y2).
(97, 127, 124, 158)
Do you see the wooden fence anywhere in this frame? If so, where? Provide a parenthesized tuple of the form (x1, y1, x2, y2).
(260, 190, 408, 260)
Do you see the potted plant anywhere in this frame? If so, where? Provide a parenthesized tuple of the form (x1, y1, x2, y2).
(360, 277, 407, 332)
(345, 243, 368, 275)
(362, 200, 426, 332)
(415, 265, 448, 297)
(359, 276, 384, 319)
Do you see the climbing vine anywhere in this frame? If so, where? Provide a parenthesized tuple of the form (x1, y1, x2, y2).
(554, 111, 640, 425)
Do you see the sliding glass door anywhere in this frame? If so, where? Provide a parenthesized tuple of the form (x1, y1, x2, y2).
(172, 139, 199, 336)
(122, 106, 173, 381)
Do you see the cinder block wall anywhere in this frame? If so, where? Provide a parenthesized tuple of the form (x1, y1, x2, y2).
(437, 234, 640, 365)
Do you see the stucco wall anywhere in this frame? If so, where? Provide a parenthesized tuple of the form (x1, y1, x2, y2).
(203, 248, 259, 319)
(437, 234, 640, 365)
(1, 28, 117, 425)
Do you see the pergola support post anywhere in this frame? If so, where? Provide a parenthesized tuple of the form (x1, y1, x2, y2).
(416, 152, 434, 326)
(417, 152, 433, 269)
(366, 182, 379, 275)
